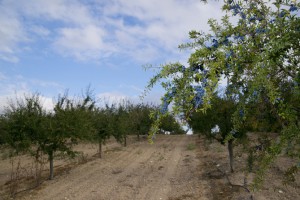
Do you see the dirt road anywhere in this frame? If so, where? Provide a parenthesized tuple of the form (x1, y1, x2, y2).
(1, 134, 299, 199)
(16, 135, 209, 200)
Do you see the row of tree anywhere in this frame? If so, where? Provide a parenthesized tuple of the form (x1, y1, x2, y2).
(188, 92, 282, 173)
(0, 92, 184, 180)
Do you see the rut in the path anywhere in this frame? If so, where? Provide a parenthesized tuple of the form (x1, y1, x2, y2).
(18, 135, 209, 200)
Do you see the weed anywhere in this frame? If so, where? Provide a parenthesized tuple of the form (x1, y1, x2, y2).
(186, 143, 196, 151)
(213, 145, 223, 152)
(110, 147, 122, 152)
(112, 168, 123, 174)
(77, 152, 88, 164)
(158, 155, 164, 161)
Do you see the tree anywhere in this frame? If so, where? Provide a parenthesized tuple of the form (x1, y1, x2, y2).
(90, 107, 113, 158)
(116, 102, 132, 147)
(1, 94, 46, 157)
(144, 0, 299, 186)
(128, 103, 155, 140)
(159, 113, 185, 134)
(189, 94, 245, 172)
(104, 102, 131, 147)
(2, 93, 95, 180)
(44, 93, 94, 179)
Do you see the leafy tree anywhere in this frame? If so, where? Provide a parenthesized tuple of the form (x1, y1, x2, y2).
(90, 107, 113, 158)
(45, 93, 94, 179)
(144, 0, 300, 186)
(189, 94, 245, 172)
(128, 103, 155, 140)
(159, 113, 185, 134)
(1, 94, 45, 156)
(2, 93, 95, 180)
(116, 102, 132, 147)
(245, 92, 281, 133)
(104, 102, 131, 147)
(0, 115, 8, 145)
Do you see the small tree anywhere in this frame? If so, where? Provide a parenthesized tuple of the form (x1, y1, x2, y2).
(44, 93, 94, 179)
(103, 103, 129, 147)
(128, 103, 155, 140)
(2, 93, 95, 180)
(159, 113, 185, 134)
(189, 94, 245, 172)
(90, 107, 112, 158)
(116, 102, 131, 147)
(2, 94, 46, 157)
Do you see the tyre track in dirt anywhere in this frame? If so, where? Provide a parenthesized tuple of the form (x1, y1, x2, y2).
(167, 136, 210, 200)
(20, 141, 146, 200)
(133, 135, 185, 200)
(83, 143, 166, 199)
(18, 135, 207, 200)
(97, 136, 176, 200)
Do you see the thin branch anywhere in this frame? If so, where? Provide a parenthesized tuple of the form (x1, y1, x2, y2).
(212, 161, 254, 200)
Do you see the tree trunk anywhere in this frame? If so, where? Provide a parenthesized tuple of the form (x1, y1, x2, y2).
(98, 140, 102, 158)
(49, 151, 54, 180)
(228, 139, 234, 173)
(137, 133, 140, 141)
(124, 136, 127, 147)
(35, 148, 41, 185)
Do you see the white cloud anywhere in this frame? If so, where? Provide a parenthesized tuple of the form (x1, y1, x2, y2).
(53, 25, 109, 60)
(101, 0, 224, 63)
(0, 92, 55, 113)
(0, 0, 225, 63)
(0, 80, 30, 113)
(39, 96, 55, 112)
(0, 72, 7, 81)
(17, 0, 94, 26)
(118, 84, 143, 93)
(30, 26, 50, 37)
(96, 89, 162, 107)
(97, 92, 130, 106)
(0, 73, 62, 112)
(0, 2, 26, 63)
(0, 0, 107, 62)
(29, 79, 63, 89)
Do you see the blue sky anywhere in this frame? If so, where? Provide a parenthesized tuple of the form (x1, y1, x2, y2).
(0, 0, 224, 110)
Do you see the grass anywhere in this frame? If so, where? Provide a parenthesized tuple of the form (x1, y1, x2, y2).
(158, 155, 165, 161)
(105, 146, 122, 153)
(186, 143, 196, 151)
(136, 150, 142, 155)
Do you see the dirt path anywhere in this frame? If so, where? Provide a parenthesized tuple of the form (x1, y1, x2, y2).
(16, 135, 208, 200)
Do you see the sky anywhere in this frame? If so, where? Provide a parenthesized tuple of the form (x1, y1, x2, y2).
(0, 0, 224, 111)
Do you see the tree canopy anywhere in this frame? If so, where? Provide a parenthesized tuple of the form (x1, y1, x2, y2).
(144, 0, 300, 186)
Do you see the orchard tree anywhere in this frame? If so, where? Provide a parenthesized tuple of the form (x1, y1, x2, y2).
(159, 113, 185, 134)
(189, 93, 246, 172)
(2, 93, 96, 180)
(1, 94, 48, 186)
(106, 102, 131, 147)
(90, 107, 113, 158)
(127, 103, 156, 140)
(245, 91, 281, 133)
(1, 94, 46, 157)
(117, 102, 132, 147)
(144, 0, 300, 186)
(45, 93, 95, 179)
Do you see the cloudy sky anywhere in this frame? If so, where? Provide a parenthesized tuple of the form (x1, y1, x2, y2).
(0, 0, 224, 110)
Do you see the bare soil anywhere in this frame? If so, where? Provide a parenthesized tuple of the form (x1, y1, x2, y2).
(0, 135, 299, 200)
